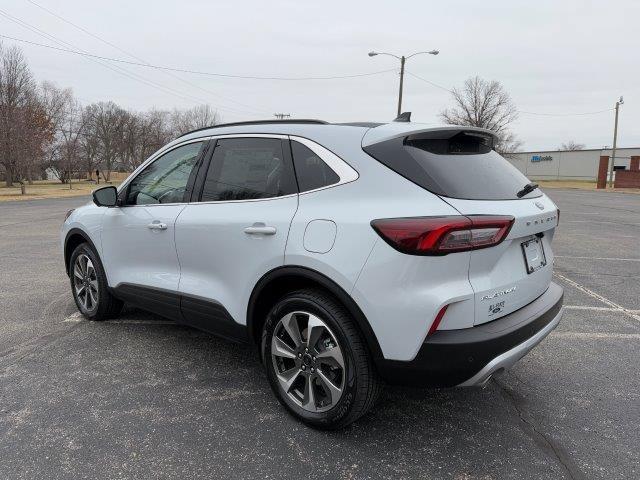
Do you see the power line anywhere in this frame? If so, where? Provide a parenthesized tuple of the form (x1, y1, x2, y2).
(518, 108, 614, 117)
(0, 11, 223, 108)
(406, 70, 616, 117)
(405, 71, 453, 93)
(23, 0, 271, 116)
(0, 33, 397, 81)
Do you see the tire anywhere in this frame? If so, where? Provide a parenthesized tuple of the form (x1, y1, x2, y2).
(262, 289, 382, 429)
(69, 242, 123, 321)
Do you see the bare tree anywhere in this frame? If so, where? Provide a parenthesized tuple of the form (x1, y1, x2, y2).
(559, 141, 585, 151)
(171, 104, 220, 136)
(439, 76, 522, 157)
(40, 82, 80, 184)
(0, 42, 38, 188)
(83, 101, 127, 181)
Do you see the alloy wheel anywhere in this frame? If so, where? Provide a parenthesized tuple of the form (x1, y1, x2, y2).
(73, 253, 99, 313)
(270, 311, 346, 413)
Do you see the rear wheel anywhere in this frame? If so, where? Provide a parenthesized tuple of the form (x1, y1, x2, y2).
(262, 289, 382, 429)
(69, 243, 123, 321)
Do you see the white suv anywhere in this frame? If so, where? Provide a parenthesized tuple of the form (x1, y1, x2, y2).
(62, 119, 563, 429)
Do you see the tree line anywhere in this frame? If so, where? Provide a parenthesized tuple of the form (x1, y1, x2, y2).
(0, 42, 220, 191)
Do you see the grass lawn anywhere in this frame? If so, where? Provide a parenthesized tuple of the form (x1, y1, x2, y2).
(537, 179, 640, 194)
(0, 176, 126, 202)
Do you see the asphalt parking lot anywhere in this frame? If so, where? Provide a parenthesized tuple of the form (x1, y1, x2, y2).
(0, 189, 638, 480)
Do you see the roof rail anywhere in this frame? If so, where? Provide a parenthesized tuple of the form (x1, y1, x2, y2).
(177, 119, 328, 138)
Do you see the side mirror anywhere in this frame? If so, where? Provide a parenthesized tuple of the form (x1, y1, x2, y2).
(92, 186, 118, 207)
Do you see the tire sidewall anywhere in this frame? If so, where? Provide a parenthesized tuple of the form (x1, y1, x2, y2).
(262, 293, 359, 428)
(69, 243, 109, 320)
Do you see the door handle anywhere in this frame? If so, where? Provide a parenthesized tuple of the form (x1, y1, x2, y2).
(244, 223, 277, 235)
(147, 222, 168, 230)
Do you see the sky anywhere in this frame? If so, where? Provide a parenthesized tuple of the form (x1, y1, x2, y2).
(1, 0, 638, 151)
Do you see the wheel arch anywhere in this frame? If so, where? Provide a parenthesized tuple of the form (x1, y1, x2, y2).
(247, 266, 384, 362)
(64, 228, 99, 276)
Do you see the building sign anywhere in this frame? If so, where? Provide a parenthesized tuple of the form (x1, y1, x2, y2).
(531, 155, 553, 163)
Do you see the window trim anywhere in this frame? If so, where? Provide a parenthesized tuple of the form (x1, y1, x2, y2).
(189, 134, 358, 205)
(118, 133, 360, 207)
(289, 136, 358, 195)
(117, 138, 210, 207)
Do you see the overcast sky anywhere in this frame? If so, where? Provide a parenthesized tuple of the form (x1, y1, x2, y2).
(1, 0, 638, 150)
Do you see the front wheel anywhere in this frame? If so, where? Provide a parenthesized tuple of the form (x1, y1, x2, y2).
(262, 289, 382, 429)
(69, 243, 123, 321)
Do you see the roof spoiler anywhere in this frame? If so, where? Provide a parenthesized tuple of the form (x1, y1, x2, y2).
(362, 124, 498, 148)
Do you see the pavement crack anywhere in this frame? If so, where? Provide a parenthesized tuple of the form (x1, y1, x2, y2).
(494, 379, 586, 480)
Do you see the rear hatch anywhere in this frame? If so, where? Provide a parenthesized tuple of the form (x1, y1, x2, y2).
(363, 125, 559, 325)
(442, 195, 557, 324)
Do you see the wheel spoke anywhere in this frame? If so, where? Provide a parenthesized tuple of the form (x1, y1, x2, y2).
(73, 266, 83, 280)
(88, 287, 98, 308)
(281, 312, 303, 348)
(306, 314, 325, 352)
(302, 375, 317, 410)
(86, 260, 95, 277)
(76, 285, 85, 296)
(316, 369, 343, 402)
(80, 290, 89, 310)
(271, 335, 297, 359)
(316, 345, 344, 369)
(276, 366, 302, 393)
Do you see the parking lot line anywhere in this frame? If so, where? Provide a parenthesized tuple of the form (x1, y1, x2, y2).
(552, 331, 640, 340)
(554, 272, 640, 322)
(555, 255, 640, 262)
(564, 305, 640, 314)
(63, 312, 176, 326)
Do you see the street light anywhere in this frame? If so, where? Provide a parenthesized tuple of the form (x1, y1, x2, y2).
(368, 50, 439, 116)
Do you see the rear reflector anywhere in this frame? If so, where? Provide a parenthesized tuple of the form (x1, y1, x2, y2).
(428, 305, 449, 336)
(371, 215, 514, 255)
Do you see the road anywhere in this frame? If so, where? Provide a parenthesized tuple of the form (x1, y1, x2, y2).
(0, 190, 638, 479)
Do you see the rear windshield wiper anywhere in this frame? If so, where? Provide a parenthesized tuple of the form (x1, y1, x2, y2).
(516, 182, 539, 198)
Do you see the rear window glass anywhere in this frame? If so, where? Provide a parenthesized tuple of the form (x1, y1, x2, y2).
(363, 131, 540, 200)
(290, 141, 340, 192)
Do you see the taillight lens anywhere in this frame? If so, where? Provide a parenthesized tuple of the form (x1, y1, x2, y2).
(371, 215, 514, 255)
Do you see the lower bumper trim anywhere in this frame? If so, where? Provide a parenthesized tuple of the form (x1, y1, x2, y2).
(375, 282, 564, 387)
(457, 306, 562, 386)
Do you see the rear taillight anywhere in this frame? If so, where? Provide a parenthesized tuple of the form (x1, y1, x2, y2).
(371, 215, 514, 255)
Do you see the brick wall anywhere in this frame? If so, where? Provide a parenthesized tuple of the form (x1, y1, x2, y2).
(614, 170, 640, 188)
(597, 156, 609, 189)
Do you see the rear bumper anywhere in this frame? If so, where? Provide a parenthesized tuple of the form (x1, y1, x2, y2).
(376, 282, 564, 387)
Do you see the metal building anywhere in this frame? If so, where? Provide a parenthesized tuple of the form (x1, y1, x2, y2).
(508, 147, 640, 181)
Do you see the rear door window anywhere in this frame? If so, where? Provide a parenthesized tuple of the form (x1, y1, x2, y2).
(200, 137, 297, 202)
(290, 140, 340, 192)
(363, 130, 540, 200)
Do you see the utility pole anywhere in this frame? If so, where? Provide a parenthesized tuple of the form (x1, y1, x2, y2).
(608, 96, 624, 188)
(274, 113, 290, 120)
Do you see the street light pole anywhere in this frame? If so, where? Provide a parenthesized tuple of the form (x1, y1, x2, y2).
(397, 56, 406, 117)
(368, 49, 438, 117)
(608, 96, 624, 188)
